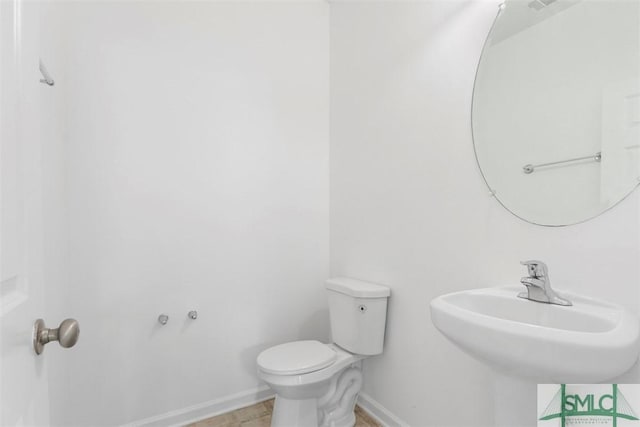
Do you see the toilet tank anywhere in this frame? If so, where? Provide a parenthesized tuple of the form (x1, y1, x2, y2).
(326, 277, 390, 355)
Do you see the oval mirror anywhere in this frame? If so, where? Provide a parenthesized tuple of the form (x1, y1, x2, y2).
(472, 0, 640, 226)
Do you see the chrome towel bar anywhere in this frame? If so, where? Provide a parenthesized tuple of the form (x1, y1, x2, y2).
(523, 151, 601, 174)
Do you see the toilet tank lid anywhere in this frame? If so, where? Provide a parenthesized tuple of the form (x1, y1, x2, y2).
(326, 277, 390, 298)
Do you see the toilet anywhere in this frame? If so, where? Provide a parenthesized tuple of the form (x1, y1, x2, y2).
(257, 277, 390, 427)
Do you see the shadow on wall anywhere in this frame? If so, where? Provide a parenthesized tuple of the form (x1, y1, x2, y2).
(299, 308, 331, 343)
(388, 0, 482, 69)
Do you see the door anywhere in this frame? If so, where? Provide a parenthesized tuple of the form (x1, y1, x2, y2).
(1, 0, 50, 425)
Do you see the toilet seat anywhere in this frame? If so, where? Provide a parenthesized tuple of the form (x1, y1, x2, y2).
(257, 340, 337, 375)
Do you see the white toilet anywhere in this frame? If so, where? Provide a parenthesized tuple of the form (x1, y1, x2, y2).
(257, 277, 390, 427)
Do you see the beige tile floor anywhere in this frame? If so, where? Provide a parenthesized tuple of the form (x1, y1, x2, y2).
(186, 399, 381, 427)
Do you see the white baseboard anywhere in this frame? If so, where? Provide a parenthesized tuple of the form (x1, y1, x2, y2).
(121, 386, 404, 427)
(122, 386, 275, 427)
(357, 392, 409, 427)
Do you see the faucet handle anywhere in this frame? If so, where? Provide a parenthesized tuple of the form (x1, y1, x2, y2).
(520, 260, 548, 278)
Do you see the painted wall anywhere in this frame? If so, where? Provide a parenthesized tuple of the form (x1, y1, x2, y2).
(44, 2, 330, 426)
(330, 1, 640, 426)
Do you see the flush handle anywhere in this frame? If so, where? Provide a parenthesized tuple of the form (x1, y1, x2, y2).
(33, 318, 80, 355)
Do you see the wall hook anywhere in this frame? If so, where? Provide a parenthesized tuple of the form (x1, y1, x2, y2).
(39, 59, 55, 86)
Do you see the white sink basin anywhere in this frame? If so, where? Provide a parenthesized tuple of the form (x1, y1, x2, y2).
(430, 286, 640, 383)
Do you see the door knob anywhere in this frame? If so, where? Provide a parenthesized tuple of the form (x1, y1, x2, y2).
(33, 318, 80, 355)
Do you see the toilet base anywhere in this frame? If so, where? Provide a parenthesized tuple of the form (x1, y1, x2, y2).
(317, 366, 361, 427)
(272, 397, 319, 427)
(269, 365, 363, 427)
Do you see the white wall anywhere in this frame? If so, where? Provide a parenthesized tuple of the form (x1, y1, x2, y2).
(44, 2, 330, 426)
(330, 1, 640, 426)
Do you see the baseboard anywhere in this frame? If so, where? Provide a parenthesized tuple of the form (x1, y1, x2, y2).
(357, 392, 409, 427)
(122, 385, 403, 427)
(122, 386, 275, 427)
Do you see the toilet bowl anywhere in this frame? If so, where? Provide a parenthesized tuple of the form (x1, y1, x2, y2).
(258, 341, 365, 427)
(256, 277, 390, 427)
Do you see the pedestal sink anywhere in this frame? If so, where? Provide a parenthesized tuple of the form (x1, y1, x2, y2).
(430, 286, 640, 426)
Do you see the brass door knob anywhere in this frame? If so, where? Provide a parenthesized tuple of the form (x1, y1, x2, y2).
(33, 318, 80, 355)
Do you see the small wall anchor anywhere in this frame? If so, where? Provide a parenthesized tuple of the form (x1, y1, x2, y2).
(158, 314, 169, 325)
(188, 310, 198, 320)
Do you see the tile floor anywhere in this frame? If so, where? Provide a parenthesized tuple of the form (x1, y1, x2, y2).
(186, 398, 381, 427)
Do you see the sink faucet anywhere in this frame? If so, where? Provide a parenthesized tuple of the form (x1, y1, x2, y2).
(518, 260, 572, 306)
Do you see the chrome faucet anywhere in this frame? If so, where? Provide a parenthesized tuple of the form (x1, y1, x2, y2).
(518, 260, 572, 306)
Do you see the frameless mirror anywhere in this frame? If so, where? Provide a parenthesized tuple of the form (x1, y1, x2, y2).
(472, 0, 640, 226)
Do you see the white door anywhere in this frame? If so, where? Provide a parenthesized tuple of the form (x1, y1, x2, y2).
(1, 0, 50, 425)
